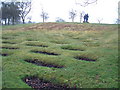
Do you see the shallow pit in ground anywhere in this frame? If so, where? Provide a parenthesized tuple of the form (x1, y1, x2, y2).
(2, 47, 19, 50)
(2, 37, 13, 40)
(23, 76, 69, 89)
(31, 50, 60, 56)
(24, 59, 64, 68)
(0, 53, 9, 56)
(2, 41, 16, 44)
(74, 56, 96, 62)
(26, 44, 48, 47)
(61, 47, 84, 51)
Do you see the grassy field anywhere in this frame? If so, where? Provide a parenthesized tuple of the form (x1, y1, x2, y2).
(1, 23, 118, 88)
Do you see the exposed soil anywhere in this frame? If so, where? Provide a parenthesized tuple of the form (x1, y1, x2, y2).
(2, 41, 16, 44)
(26, 44, 48, 47)
(2, 47, 19, 50)
(3, 23, 117, 32)
(24, 59, 64, 68)
(75, 56, 96, 62)
(31, 50, 60, 56)
(23, 76, 69, 89)
(23, 23, 117, 31)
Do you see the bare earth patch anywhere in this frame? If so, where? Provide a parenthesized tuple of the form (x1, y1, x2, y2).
(23, 76, 69, 89)
(18, 23, 116, 31)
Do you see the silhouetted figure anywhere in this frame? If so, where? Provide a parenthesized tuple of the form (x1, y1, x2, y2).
(83, 14, 86, 23)
(83, 14, 89, 23)
(86, 14, 89, 23)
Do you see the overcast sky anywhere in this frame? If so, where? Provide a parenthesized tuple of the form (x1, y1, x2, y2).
(27, 0, 119, 24)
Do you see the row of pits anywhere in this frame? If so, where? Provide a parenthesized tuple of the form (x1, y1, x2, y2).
(1, 46, 96, 62)
(2, 39, 96, 89)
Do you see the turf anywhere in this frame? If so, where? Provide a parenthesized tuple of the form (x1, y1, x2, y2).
(1, 23, 118, 88)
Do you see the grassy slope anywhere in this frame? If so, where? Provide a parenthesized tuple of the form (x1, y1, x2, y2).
(2, 23, 118, 88)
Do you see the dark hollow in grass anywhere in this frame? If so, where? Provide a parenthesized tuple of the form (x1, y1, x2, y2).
(2, 41, 16, 44)
(62, 47, 84, 51)
(51, 41, 69, 44)
(2, 47, 19, 50)
(24, 59, 64, 68)
(75, 56, 96, 62)
(2, 37, 9, 39)
(2, 37, 13, 40)
(23, 76, 69, 89)
(26, 44, 48, 47)
(0, 53, 9, 56)
(31, 50, 60, 56)
(26, 39, 38, 41)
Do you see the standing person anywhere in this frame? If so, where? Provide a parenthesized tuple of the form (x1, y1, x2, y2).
(83, 14, 86, 23)
(86, 14, 89, 23)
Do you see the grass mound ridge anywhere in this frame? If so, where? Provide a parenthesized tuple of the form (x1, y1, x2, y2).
(23, 76, 69, 89)
(50, 41, 69, 44)
(24, 59, 64, 68)
(2, 23, 118, 88)
(61, 46, 85, 51)
(26, 39, 38, 41)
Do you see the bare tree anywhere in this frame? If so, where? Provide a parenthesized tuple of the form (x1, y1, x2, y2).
(97, 18, 103, 24)
(79, 11, 85, 23)
(40, 9, 49, 23)
(69, 9, 77, 22)
(19, 0, 32, 24)
(75, 0, 97, 7)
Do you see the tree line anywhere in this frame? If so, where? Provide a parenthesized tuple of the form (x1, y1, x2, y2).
(1, 1, 31, 25)
(1, 0, 99, 25)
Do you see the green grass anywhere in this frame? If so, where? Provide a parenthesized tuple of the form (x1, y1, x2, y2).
(2, 23, 118, 88)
